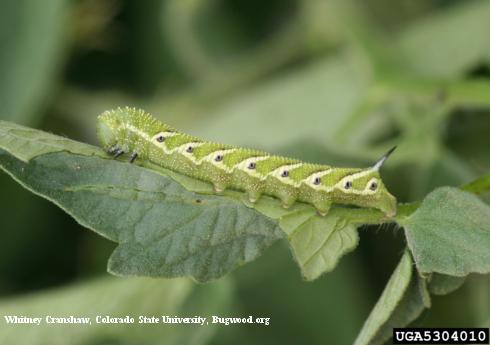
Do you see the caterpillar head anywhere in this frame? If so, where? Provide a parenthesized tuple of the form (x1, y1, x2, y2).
(97, 109, 123, 150)
(333, 147, 397, 217)
(97, 107, 159, 151)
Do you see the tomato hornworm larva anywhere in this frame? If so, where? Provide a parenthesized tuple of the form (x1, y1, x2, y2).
(97, 107, 397, 217)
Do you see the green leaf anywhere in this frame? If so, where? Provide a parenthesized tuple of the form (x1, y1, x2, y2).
(353, 250, 411, 345)
(0, 120, 376, 281)
(0, 0, 67, 124)
(0, 120, 99, 162)
(0, 277, 232, 345)
(354, 251, 430, 345)
(369, 269, 430, 345)
(0, 121, 285, 282)
(403, 187, 490, 276)
(279, 209, 359, 280)
(428, 273, 466, 296)
(0, 150, 283, 282)
(462, 172, 490, 195)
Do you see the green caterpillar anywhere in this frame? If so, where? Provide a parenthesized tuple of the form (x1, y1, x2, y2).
(97, 107, 397, 217)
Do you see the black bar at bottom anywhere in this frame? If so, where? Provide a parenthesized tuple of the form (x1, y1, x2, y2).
(392, 328, 489, 344)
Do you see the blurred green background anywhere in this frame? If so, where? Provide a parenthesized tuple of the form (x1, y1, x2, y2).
(1, 0, 489, 344)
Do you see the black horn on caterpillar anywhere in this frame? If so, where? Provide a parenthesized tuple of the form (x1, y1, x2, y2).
(372, 146, 397, 171)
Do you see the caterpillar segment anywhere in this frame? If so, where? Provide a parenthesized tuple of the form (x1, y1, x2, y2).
(97, 107, 397, 217)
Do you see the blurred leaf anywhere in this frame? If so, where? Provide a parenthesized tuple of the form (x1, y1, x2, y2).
(191, 51, 371, 150)
(279, 209, 359, 280)
(354, 251, 415, 345)
(162, 0, 327, 91)
(410, 149, 476, 199)
(0, 120, 98, 162)
(444, 80, 490, 108)
(0, 0, 67, 124)
(369, 267, 430, 345)
(0, 277, 232, 345)
(218, 243, 372, 345)
(403, 187, 490, 276)
(462, 172, 490, 195)
(335, 78, 490, 151)
(0, 171, 84, 294)
(396, 1, 490, 78)
(428, 273, 466, 296)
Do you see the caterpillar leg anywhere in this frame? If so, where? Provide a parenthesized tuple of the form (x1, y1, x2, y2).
(213, 183, 226, 193)
(209, 173, 231, 194)
(280, 194, 296, 209)
(314, 201, 331, 217)
(129, 152, 138, 163)
(113, 148, 124, 159)
(281, 197, 296, 210)
(247, 190, 261, 204)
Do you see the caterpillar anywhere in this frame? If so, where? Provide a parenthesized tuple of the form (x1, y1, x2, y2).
(97, 107, 397, 217)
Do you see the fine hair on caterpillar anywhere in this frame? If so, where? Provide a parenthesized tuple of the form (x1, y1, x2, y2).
(97, 107, 398, 217)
